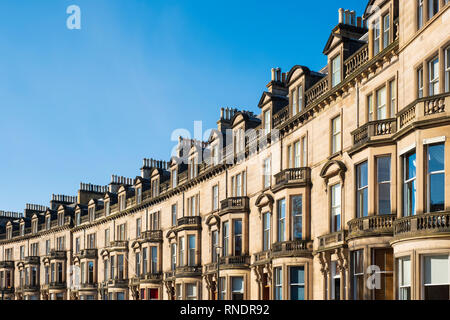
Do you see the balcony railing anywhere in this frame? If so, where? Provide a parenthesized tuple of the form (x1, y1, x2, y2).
(253, 251, 271, 265)
(0, 261, 14, 269)
(394, 212, 450, 239)
(177, 216, 202, 227)
(79, 282, 97, 290)
(271, 240, 312, 258)
(48, 250, 67, 260)
(220, 197, 250, 215)
(140, 230, 163, 242)
(23, 256, 40, 265)
(317, 230, 347, 252)
(175, 265, 202, 278)
(273, 167, 311, 191)
(77, 249, 98, 259)
(107, 278, 129, 288)
(205, 255, 251, 274)
(305, 76, 329, 106)
(164, 270, 176, 280)
(398, 93, 449, 130)
(137, 272, 163, 283)
(273, 106, 290, 128)
(49, 282, 66, 290)
(344, 44, 369, 77)
(108, 241, 128, 249)
(347, 214, 396, 239)
(352, 118, 397, 146)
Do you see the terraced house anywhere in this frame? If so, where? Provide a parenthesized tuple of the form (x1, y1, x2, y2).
(1, 0, 450, 300)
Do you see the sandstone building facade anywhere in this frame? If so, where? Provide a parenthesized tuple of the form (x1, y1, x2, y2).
(0, 0, 450, 300)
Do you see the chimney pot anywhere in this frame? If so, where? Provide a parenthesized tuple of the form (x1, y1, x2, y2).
(350, 11, 356, 26)
(338, 8, 344, 24)
(345, 9, 350, 24)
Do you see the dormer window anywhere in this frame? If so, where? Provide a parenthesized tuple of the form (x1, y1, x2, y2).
(211, 144, 219, 166)
(297, 85, 303, 113)
(32, 221, 38, 234)
(119, 195, 126, 211)
(88, 207, 95, 222)
(136, 187, 142, 205)
(189, 159, 198, 179)
(172, 170, 178, 188)
(6, 227, 12, 240)
(152, 179, 159, 197)
(331, 55, 341, 87)
(20, 224, 25, 236)
(234, 128, 245, 154)
(263, 110, 271, 135)
(58, 213, 64, 226)
(105, 201, 110, 216)
(46, 216, 51, 230)
(75, 212, 81, 226)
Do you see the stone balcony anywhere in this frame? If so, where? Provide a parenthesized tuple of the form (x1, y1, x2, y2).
(140, 230, 163, 242)
(79, 282, 97, 290)
(219, 197, 250, 216)
(49, 282, 66, 290)
(347, 214, 396, 240)
(164, 270, 176, 281)
(351, 118, 397, 146)
(175, 265, 202, 278)
(131, 272, 162, 285)
(317, 230, 347, 252)
(205, 255, 251, 274)
(107, 278, 129, 288)
(23, 256, 40, 265)
(271, 240, 313, 258)
(77, 249, 98, 260)
(394, 211, 450, 240)
(272, 168, 311, 192)
(0, 261, 14, 269)
(108, 241, 129, 251)
(253, 251, 271, 266)
(48, 250, 67, 260)
(177, 216, 202, 231)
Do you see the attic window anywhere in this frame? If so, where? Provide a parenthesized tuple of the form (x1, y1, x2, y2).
(32, 221, 38, 234)
(88, 207, 95, 222)
(172, 170, 178, 188)
(20, 224, 25, 236)
(7, 227, 12, 240)
(46, 217, 51, 230)
(105, 201, 110, 216)
(136, 187, 142, 204)
(331, 55, 341, 87)
(76, 212, 81, 226)
(58, 213, 64, 226)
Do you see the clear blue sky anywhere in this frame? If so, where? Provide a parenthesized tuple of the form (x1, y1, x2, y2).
(0, 0, 366, 212)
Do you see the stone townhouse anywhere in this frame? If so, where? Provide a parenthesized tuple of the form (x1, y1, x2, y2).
(0, 0, 450, 300)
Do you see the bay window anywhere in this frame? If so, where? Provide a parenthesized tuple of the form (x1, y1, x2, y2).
(403, 151, 417, 216)
(151, 246, 158, 272)
(186, 284, 197, 300)
(277, 199, 286, 242)
(233, 219, 242, 256)
(418, 67, 424, 98)
(179, 237, 185, 267)
(446, 46, 450, 93)
(331, 261, 340, 300)
(351, 250, 364, 300)
(356, 161, 368, 218)
(188, 235, 196, 266)
(377, 156, 391, 215)
(398, 257, 411, 300)
(222, 221, 229, 257)
(274, 267, 282, 300)
(423, 255, 449, 300)
(427, 143, 445, 212)
(291, 195, 302, 240)
(231, 277, 244, 300)
(290, 266, 305, 300)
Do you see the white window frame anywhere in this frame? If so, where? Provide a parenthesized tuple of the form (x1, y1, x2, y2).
(376, 86, 387, 120)
(429, 57, 440, 96)
(331, 55, 341, 87)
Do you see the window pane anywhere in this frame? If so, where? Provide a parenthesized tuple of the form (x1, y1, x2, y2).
(406, 153, 417, 180)
(292, 196, 303, 240)
(378, 157, 391, 182)
(428, 144, 445, 172)
(430, 173, 445, 212)
(424, 255, 449, 285)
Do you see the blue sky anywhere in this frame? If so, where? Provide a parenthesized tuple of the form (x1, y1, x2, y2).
(0, 0, 366, 212)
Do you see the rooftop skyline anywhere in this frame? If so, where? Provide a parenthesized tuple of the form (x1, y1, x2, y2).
(0, 0, 366, 212)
